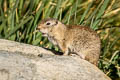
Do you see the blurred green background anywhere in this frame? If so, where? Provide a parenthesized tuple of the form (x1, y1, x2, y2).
(0, 0, 120, 79)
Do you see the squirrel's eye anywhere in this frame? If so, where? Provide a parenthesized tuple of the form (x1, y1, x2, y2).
(46, 22, 50, 25)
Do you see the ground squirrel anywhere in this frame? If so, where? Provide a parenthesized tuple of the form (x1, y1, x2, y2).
(37, 18, 101, 66)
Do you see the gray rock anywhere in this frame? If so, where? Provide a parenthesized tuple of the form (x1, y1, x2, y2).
(0, 39, 111, 80)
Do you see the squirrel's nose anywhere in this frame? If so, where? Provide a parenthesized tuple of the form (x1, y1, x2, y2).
(36, 25, 41, 30)
(36, 27, 39, 30)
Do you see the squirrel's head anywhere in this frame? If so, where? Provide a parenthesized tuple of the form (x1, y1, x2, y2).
(37, 18, 65, 36)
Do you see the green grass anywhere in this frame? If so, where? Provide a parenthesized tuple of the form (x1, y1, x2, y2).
(0, 0, 120, 79)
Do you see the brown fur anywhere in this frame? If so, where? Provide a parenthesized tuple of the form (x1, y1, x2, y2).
(37, 18, 101, 66)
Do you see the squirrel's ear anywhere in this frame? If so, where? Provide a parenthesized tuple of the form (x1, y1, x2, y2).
(56, 21, 58, 25)
(51, 21, 58, 26)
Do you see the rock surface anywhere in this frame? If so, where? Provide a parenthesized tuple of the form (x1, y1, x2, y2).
(0, 39, 111, 80)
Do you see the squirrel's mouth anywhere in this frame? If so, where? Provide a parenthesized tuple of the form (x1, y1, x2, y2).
(37, 30, 45, 34)
(42, 33, 46, 35)
(41, 32, 48, 36)
(36, 28, 48, 36)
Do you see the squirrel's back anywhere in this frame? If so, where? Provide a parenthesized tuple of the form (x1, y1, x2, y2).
(64, 25, 101, 65)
